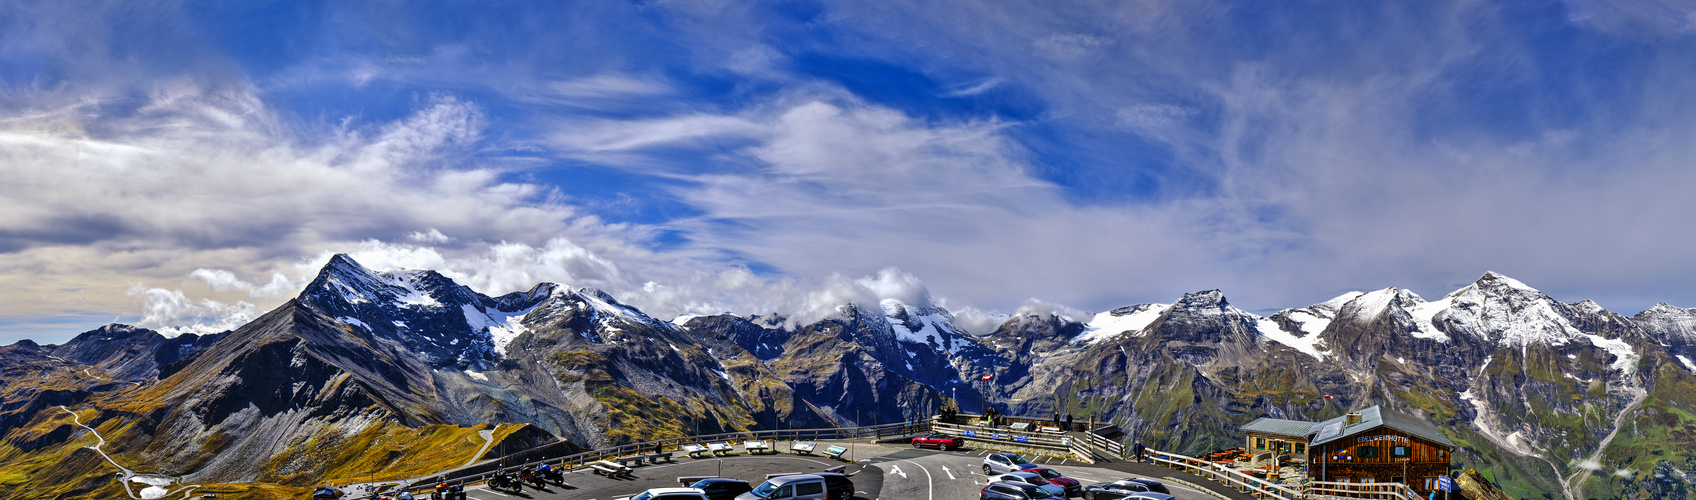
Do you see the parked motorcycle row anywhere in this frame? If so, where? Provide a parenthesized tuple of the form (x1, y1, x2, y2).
(477, 464, 569, 494)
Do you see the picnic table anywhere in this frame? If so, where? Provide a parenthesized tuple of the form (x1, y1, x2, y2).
(744, 440, 773, 454)
(643, 451, 674, 463)
(613, 455, 646, 467)
(590, 460, 631, 477)
(790, 442, 817, 455)
(681, 444, 711, 458)
(707, 442, 734, 456)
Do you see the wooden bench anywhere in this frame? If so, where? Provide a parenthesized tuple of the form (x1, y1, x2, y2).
(644, 452, 674, 463)
(707, 442, 734, 456)
(790, 442, 817, 455)
(823, 445, 848, 460)
(744, 440, 772, 454)
(681, 444, 711, 458)
(590, 460, 631, 477)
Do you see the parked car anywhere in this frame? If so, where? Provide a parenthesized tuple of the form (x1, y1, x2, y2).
(982, 452, 1039, 474)
(1120, 478, 1168, 494)
(813, 472, 855, 500)
(987, 472, 1065, 498)
(910, 433, 964, 450)
(736, 474, 830, 500)
(980, 481, 1059, 500)
(687, 478, 753, 500)
(1025, 468, 1081, 497)
(614, 487, 710, 500)
(1080, 481, 1174, 500)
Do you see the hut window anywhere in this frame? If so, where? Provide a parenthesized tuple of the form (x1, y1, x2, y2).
(1255, 437, 1266, 450)
(1294, 443, 1306, 454)
(1393, 446, 1410, 458)
(1359, 446, 1379, 458)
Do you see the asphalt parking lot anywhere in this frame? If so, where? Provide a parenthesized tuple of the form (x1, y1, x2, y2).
(446, 443, 1233, 500)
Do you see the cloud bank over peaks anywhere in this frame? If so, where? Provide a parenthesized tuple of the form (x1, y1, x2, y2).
(133, 236, 978, 337)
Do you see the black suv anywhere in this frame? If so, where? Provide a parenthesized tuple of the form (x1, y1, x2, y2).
(815, 472, 855, 500)
(688, 478, 753, 500)
(980, 481, 1057, 500)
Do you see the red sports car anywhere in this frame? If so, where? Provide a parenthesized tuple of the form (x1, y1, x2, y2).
(910, 433, 964, 450)
(1026, 468, 1081, 497)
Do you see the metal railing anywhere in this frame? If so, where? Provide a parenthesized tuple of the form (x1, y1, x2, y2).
(1084, 425, 1123, 458)
(934, 422, 1071, 448)
(1306, 481, 1422, 500)
(1144, 449, 1430, 500)
(1146, 449, 1305, 500)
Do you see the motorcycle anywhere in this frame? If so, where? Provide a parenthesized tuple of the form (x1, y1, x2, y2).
(519, 467, 547, 489)
(487, 471, 522, 494)
(429, 484, 466, 500)
(535, 466, 566, 486)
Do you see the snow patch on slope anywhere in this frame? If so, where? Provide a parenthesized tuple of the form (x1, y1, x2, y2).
(336, 317, 371, 332)
(462, 303, 541, 356)
(1345, 288, 1399, 320)
(1078, 304, 1170, 344)
(1283, 309, 1331, 337)
(1255, 317, 1329, 360)
(1405, 299, 1451, 342)
(880, 299, 975, 354)
(1678, 355, 1696, 373)
(1583, 334, 1640, 373)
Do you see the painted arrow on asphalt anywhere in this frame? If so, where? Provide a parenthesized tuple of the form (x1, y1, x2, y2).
(890, 464, 908, 479)
(941, 465, 956, 480)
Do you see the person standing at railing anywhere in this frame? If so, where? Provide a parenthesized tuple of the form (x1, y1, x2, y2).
(1134, 441, 1146, 463)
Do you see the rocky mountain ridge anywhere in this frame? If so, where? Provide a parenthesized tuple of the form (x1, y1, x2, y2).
(2, 260, 1693, 499)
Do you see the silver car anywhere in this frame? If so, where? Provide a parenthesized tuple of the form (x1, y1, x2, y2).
(735, 474, 830, 500)
(981, 452, 1038, 474)
(987, 472, 1065, 497)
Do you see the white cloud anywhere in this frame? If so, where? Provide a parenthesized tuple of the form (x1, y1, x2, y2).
(408, 228, 455, 244)
(942, 77, 1004, 97)
(1033, 33, 1113, 60)
(126, 284, 257, 337)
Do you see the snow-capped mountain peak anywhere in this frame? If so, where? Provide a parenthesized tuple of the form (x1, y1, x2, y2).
(314, 253, 444, 309)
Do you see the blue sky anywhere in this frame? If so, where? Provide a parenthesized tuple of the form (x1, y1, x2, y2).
(4, 0, 1696, 344)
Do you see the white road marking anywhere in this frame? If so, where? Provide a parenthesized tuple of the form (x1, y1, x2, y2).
(942, 465, 956, 480)
(1160, 477, 1209, 494)
(892, 464, 909, 479)
(903, 460, 935, 500)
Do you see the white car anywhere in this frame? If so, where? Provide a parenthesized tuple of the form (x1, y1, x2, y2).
(987, 472, 1065, 497)
(615, 487, 710, 500)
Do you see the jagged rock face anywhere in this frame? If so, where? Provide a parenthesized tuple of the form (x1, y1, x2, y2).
(991, 273, 1693, 499)
(694, 315, 792, 361)
(1132, 290, 1261, 367)
(8, 259, 1696, 499)
(49, 324, 220, 382)
(1635, 303, 1696, 372)
(297, 254, 555, 370)
(978, 312, 1087, 400)
(111, 301, 443, 481)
